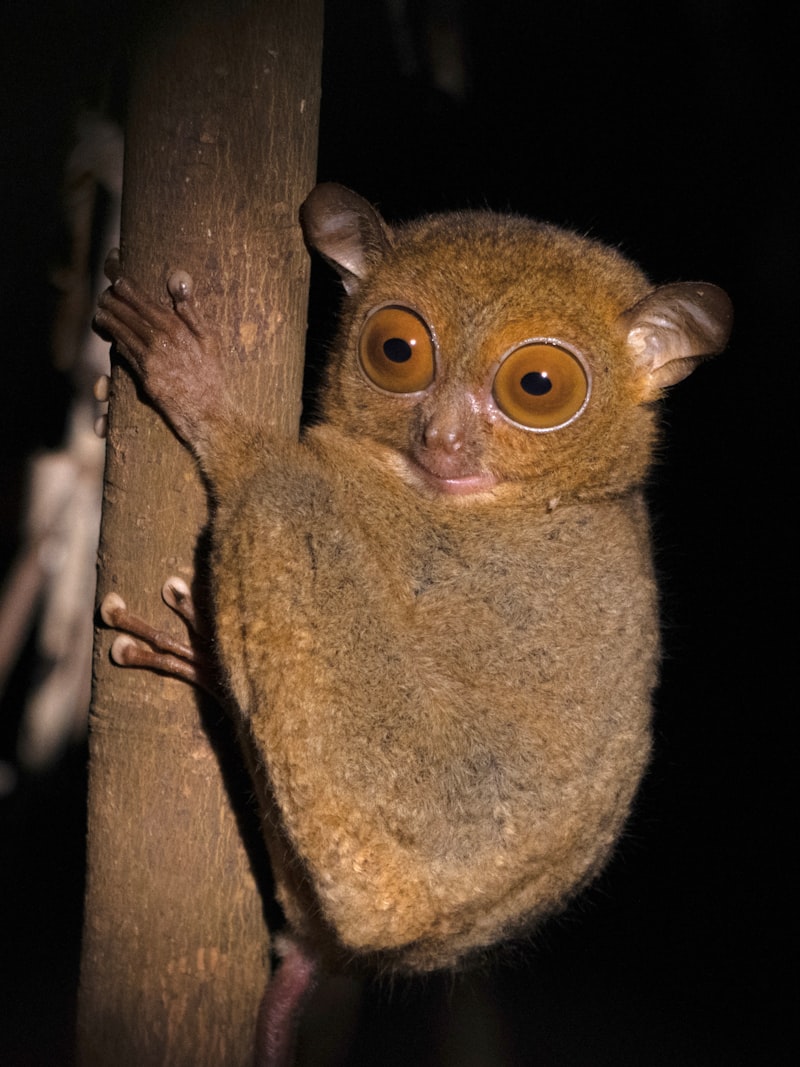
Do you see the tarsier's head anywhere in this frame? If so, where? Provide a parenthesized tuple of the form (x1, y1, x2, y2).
(301, 184, 731, 505)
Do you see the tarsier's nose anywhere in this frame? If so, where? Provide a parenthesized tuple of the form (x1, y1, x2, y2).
(423, 414, 464, 454)
(422, 391, 480, 457)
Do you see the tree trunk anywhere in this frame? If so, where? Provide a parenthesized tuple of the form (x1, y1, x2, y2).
(77, 3, 322, 1064)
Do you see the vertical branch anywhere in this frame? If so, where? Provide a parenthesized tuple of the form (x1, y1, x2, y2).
(77, 3, 322, 1065)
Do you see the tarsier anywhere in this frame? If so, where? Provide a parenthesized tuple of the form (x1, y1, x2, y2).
(94, 183, 732, 1065)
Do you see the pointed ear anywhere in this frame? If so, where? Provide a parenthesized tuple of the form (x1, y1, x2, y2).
(299, 183, 393, 295)
(620, 282, 732, 401)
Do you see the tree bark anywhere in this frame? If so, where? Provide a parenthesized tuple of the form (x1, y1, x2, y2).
(77, 3, 322, 1064)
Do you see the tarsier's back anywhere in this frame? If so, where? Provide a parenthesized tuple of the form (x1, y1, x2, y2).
(96, 183, 731, 1001)
(204, 190, 731, 972)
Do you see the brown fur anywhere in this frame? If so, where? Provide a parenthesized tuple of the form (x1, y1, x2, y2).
(95, 185, 731, 976)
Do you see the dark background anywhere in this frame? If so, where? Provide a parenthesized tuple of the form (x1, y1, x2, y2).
(0, 1, 794, 1064)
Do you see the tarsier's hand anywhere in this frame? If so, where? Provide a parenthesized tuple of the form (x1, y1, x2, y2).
(94, 252, 225, 448)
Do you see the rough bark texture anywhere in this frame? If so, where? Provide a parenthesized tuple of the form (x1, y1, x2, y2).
(77, 3, 322, 1064)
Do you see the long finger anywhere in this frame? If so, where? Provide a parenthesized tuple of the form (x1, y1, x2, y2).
(110, 635, 204, 689)
(108, 275, 184, 333)
(101, 593, 196, 661)
(93, 288, 185, 367)
(93, 305, 152, 368)
(167, 271, 208, 339)
(96, 279, 192, 353)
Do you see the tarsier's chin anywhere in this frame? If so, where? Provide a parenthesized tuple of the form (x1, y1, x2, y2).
(95, 183, 731, 1042)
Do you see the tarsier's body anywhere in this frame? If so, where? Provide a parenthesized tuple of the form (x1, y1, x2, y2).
(96, 184, 731, 1052)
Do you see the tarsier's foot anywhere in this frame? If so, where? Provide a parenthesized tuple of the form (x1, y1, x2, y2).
(100, 577, 214, 694)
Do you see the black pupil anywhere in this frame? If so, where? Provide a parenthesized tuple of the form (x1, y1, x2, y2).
(520, 370, 552, 395)
(383, 337, 413, 363)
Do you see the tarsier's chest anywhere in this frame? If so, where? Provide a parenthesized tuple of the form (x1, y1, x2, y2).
(306, 484, 658, 704)
(220, 462, 658, 765)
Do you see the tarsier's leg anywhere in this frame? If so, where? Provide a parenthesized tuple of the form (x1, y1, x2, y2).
(100, 576, 213, 692)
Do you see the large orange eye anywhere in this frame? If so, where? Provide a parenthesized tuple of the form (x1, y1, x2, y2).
(358, 305, 436, 394)
(492, 342, 590, 430)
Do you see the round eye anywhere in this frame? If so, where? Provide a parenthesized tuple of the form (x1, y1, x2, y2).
(358, 305, 435, 394)
(492, 342, 590, 430)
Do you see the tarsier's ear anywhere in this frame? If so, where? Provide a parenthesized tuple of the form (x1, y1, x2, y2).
(300, 183, 393, 295)
(620, 282, 733, 402)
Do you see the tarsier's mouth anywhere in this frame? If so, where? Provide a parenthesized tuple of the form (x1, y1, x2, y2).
(401, 455, 499, 496)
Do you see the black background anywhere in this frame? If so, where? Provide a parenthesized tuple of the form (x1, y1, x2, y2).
(0, 1, 794, 1064)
